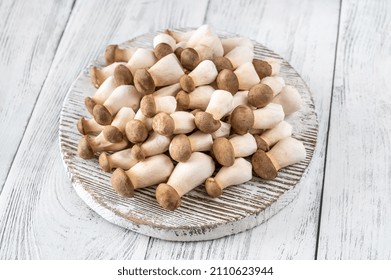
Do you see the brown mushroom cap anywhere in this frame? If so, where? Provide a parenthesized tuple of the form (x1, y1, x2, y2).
(251, 149, 278, 179)
(212, 57, 234, 72)
(253, 59, 272, 80)
(77, 117, 87, 135)
(169, 134, 192, 162)
(174, 47, 183, 60)
(84, 97, 97, 115)
(212, 137, 235, 166)
(111, 168, 134, 197)
(253, 135, 270, 152)
(194, 112, 221, 133)
(77, 136, 94, 159)
(180, 48, 200, 70)
(179, 75, 195, 92)
(134, 69, 156, 95)
(205, 178, 223, 197)
(125, 119, 148, 143)
(152, 112, 175, 136)
(175, 90, 190, 110)
(93, 104, 112, 125)
(140, 95, 156, 118)
(154, 42, 173, 60)
(216, 69, 239, 94)
(248, 83, 274, 108)
(99, 152, 111, 172)
(230, 105, 255, 135)
(105, 44, 117, 65)
(102, 125, 123, 143)
(156, 183, 181, 211)
(114, 64, 133, 85)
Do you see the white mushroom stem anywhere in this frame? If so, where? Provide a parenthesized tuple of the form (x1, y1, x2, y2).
(272, 85, 302, 115)
(212, 133, 257, 166)
(264, 57, 281, 75)
(89, 76, 117, 105)
(188, 131, 213, 151)
(152, 111, 196, 136)
(153, 33, 176, 50)
(224, 46, 254, 69)
(102, 85, 141, 115)
(111, 107, 135, 132)
(186, 25, 223, 57)
(221, 37, 254, 55)
(169, 131, 213, 162)
(175, 40, 187, 50)
(205, 90, 234, 120)
(253, 103, 285, 129)
(140, 95, 177, 118)
(268, 137, 306, 170)
(171, 111, 196, 134)
(252, 137, 306, 180)
(194, 90, 233, 133)
(181, 25, 224, 69)
(86, 65, 133, 117)
(156, 152, 215, 210)
(188, 60, 218, 85)
(99, 145, 144, 172)
(134, 109, 153, 131)
(90, 62, 124, 88)
(176, 86, 214, 111)
(105, 45, 137, 64)
(205, 158, 252, 197)
(126, 48, 157, 75)
(229, 90, 252, 113)
(134, 54, 184, 94)
(261, 76, 285, 96)
(153, 83, 181, 98)
(147, 53, 185, 86)
(111, 154, 174, 197)
(234, 62, 261, 90)
(211, 121, 231, 139)
(92, 85, 141, 125)
(229, 133, 258, 157)
(140, 132, 172, 158)
(77, 117, 104, 135)
(166, 29, 194, 43)
(180, 60, 218, 92)
(254, 121, 292, 151)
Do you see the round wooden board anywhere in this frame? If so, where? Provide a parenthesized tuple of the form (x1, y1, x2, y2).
(59, 29, 318, 241)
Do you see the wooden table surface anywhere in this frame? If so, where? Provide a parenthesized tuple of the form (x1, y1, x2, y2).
(0, 0, 390, 260)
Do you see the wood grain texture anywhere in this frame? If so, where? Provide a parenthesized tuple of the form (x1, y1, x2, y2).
(0, 0, 74, 192)
(0, 0, 208, 259)
(317, 0, 391, 259)
(145, 0, 340, 259)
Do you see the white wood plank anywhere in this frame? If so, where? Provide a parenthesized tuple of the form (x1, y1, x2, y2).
(317, 0, 391, 259)
(145, 0, 340, 259)
(0, 0, 74, 191)
(0, 0, 208, 259)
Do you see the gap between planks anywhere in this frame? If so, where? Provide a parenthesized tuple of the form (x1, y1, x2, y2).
(314, 0, 343, 260)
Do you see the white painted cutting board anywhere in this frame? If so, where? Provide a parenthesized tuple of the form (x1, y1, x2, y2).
(59, 29, 318, 241)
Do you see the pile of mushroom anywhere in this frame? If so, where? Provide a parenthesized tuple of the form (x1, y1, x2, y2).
(77, 25, 306, 211)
